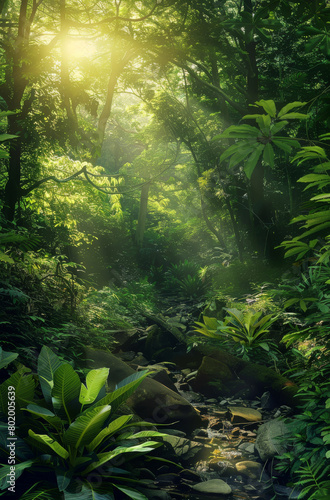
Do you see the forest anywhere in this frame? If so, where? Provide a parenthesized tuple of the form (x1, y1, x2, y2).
(0, 0, 330, 498)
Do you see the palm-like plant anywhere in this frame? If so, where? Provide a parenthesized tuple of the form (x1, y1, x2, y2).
(194, 309, 278, 360)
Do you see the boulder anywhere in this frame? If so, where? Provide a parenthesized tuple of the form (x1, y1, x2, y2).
(235, 461, 263, 479)
(83, 347, 203, 433)
(144, 325, 178, 362)
(191, 479, 232, 495)
(190, 356, 233, 397)
(255, 419, 290, 461)
(238, 364, 299, 407)
(190, 347, 299, 406)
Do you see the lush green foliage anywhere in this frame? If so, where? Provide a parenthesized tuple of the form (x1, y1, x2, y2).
(0, 347, 165, 499)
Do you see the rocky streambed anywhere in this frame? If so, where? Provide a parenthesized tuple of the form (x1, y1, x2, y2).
(82, 311, 300, 500)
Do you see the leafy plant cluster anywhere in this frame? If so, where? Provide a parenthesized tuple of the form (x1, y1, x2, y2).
(0, 346, 166, 500)
(156, 260, 207, 300)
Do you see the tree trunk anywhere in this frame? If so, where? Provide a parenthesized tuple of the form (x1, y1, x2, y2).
(136, 182, 150, 247)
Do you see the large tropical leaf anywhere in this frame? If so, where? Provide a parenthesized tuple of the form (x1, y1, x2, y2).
(25, 404, 63, 430)
(0, 347, 18, 370)
(83, 441, 163, 474)
(90, 370, 149, 415)
(79, 368, 109, 407)
(0, 366, 35, 414)
(0, 460, 35, 489)
(114, 485, 148, 500)
(28, 430, 69, 459)
(52, 364, 81, 422)
(87, 414, 133, 452)
(63, 405, 111, 449)
(38, 347, 64, 404)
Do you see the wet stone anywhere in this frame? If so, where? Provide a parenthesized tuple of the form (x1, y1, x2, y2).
(191, 479, 232, 495)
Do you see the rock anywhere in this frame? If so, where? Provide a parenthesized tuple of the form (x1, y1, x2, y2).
(179, 469, 201, 482)
(83, 348, 203, 432)
(191, 346, 300, 406)
(209, 460, 236, 476)
(235, 460, 263, 479)
(162, 435, 205, 461)
(191, 356, 233, 397)
(255, 419, 290, 461)
(228, 406, 262, 423)
(111, 329, 140, 352)
(191, 479, 232, 495)
(238, 442, 255, 455)
(144, 325, 178, 361)
(237, 364, 299, 406)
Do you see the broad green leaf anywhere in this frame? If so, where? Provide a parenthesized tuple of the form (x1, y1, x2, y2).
(0, 347, 18, 370)
(0, 366, 35, 414)
(64, 404, 111, 449)
(297, 174, 330, 184)
(228, 146, 256, 169)
(52, 364, 81, 421)
(79, 368, 109, 406)
(244, 144, 264, 178)
(0, 461, 35, 490)
(263, 143, 275, 167)
(25, 404, 63, 430)
(203, 316, 219, 330)
(56, 468, 73, 492)
(114, 486, 148, 500)
(90, 370, 150, 416)
(218, 124, 260, 138)
(278, 112, 308, 120)
(270, 121, 288, 135)
(38, 346, 64, 404)
(0, 134, 18, 142)
(255, 100, 276, 117)
(256, 114, 271, 132)
(277, 101, 307, 118)
(272, 139, 292, 153)
(83, 441, 162, 474)
(87, 415, 133, 451)
(28, 430, 69, 459)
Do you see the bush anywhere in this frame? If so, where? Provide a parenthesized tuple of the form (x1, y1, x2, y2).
(0, 346, 166, 499)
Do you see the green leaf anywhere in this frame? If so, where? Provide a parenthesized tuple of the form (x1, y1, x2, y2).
(28, 430, 69, 459)
(244, 144, 264, 178)
(114, 486, 148, 500)
(228, 146, 256, 169)
(91, 370, 150, 415)
(25, 404, 63, 430)
(83, 441, 162, 474)
(270, 121, 288, 135)
(277, 101, 307, 118)
(0, 134, 18, 142)
(255, 100, 276, 117)
(0, 366, 35, 414)
(0, 460, 35, 490)
(0, 347, 18, 370)
(278, 112, 309, 120)
(64, 404, 111, 449)
(38, 346, 64, 404)
(263, 143, 275, 167)
(79, 368, 109, 406)
(52, 364, 81, 421)
(87, 414, 133, 451)
(218, 124, 260, 138)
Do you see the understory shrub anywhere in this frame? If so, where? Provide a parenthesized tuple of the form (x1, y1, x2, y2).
(0, 346, 166, 499)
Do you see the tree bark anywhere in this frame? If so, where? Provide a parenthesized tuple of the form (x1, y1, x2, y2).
(136, 182, 150, 247)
